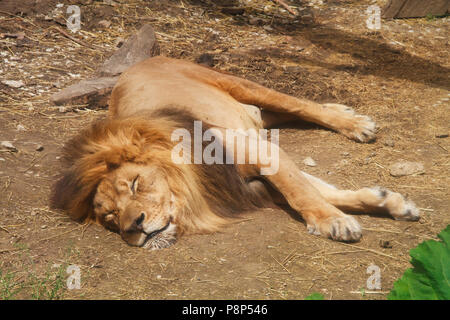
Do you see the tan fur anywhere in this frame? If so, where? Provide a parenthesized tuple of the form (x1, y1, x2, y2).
(52, 56, 419, 248)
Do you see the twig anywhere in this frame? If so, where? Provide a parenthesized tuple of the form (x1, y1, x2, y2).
(0, 248, 20, 254)
(363, 227, 436, 240)
(397, 185, 445, 190)
(272, 0, 297, 15)
(436, 143, 448, 152)
(21, 153, 47, 173)
(50, 26, 101, 50)
(350, 290, 389, 294)
(0, 225, 11, 233)
(269, 254, 291, 273)
(0, 10, 39, 28)
(336, 242, 407, 262)
(320, 249, 368, 256)
(34, 226, 82, 243)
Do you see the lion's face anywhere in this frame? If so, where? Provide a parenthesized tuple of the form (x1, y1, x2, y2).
(93, 163, 178, 249)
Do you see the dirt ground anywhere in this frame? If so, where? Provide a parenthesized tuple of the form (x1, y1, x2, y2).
(0, 0, 448, 300)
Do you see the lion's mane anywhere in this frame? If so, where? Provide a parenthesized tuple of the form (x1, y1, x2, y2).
(51, 109, 265, 234)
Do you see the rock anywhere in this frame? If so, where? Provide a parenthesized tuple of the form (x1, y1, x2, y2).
(195, 53, 216, 67)
(389, 161, 424, 177)
(114, 37, 125, 48)
(25, 102, 34, 111)
(0, 157, 5, 161)
(248, 17, 265, 25)
(16, 124, 26, 131)
(98, 20, 111, 28)
(221, 7, 245, 15)
(97, 24, 160, 77)
(303, 157, 317, 167)
(35, 145, 44, 152)
(215, 0, 240, 6)
(1, 32, 25, 40)
(379, 240, 393, 249)
(51, 76, 119, 107)
(384, 138, 395, 147)
(2, 80, 24, 88)
(284, 65, 304, 73)
(1, 141, 17, 152)
(383, 0, 449, 19)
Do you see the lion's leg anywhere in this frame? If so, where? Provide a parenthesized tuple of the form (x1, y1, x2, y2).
(238, 81, 376, 142)
(300, 172, 420, 221)
(236, 138, 363, 241)
(190, 68, 376, 142)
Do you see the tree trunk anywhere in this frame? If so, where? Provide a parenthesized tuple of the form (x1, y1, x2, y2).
(383, 0, 450, 19)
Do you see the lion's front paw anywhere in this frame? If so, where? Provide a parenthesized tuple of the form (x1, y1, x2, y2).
(323, 103, 376, 143)
(307, 215, 362, 242)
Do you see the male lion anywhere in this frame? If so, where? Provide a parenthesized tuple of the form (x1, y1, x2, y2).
(52, 56, 419, 249)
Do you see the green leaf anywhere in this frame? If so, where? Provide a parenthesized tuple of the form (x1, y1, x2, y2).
(305, 293, 324, 300)
(388, 225, 450, 300)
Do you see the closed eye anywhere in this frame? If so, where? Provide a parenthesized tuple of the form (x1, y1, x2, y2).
(130, 175, 139, 194)
(103, 211, 119, 231)
(103, 210, 117, 219)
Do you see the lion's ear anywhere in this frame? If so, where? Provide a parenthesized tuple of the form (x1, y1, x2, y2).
(102, 145, 140, 171)
(105, 160, 120, 171)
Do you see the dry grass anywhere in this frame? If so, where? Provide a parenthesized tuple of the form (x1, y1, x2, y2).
(0, 0, 448, 300)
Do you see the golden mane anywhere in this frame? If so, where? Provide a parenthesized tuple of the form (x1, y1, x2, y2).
(51, 109, 265, 235)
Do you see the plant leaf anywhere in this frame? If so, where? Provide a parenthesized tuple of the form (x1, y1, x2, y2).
(305, 293, 324, 300)
(388, 225, 450, 300)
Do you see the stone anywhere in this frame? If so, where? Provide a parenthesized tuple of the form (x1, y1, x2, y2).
(98, 20, 111, 28)
(35, 145, 44, 152)
(1, 141, 17, 152)
(384, 139, 395, 147)
(2, 80, 24, 88)
(389, 161, 424, 177)
(97, 24, 160, 77)
(303, 157, 317, 167)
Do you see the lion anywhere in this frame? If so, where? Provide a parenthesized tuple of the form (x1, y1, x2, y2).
(52, 56, 419, 249)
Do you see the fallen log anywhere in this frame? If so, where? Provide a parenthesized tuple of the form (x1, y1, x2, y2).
(50, 76, 118, 107)
(383, 0, 450, 19)
(51, 24, 160, 107)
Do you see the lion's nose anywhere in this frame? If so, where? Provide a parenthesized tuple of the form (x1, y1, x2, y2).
(121, 205, 148, 233)
(135, 212, 146, 229)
